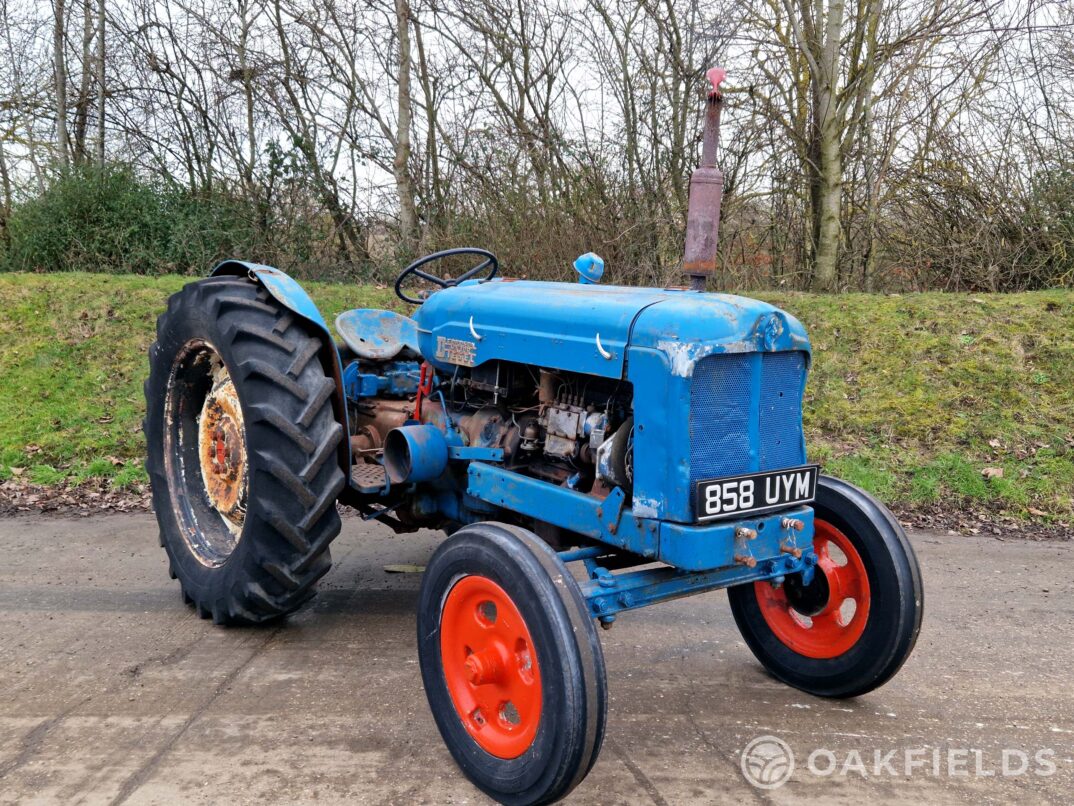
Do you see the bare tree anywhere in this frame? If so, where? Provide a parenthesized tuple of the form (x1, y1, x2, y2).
(95, 0, 104, 166)
(394, 0, 418, 251)
(52, 0, 69, 166)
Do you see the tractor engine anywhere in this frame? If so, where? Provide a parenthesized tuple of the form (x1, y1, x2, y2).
(347, 358, 635, 506)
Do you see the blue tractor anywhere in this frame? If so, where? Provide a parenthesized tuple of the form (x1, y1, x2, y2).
(144, 71, 921, 804)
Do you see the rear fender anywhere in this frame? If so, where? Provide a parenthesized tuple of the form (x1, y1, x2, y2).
(211, 260, 351, 470)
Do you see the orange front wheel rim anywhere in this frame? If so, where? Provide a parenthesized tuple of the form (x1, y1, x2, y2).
(754, 519, 871, 659)
(440, 576, 542, 758)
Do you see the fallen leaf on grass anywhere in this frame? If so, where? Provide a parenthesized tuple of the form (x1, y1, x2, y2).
(981, 467, 1004, 479)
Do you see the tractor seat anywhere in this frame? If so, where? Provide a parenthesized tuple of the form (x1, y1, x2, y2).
(335, 308, 420, 361)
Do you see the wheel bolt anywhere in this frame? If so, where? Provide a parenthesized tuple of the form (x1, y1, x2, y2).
(781, 518, 805, 531)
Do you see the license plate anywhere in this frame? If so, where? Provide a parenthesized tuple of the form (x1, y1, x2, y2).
(695, 465, 819, 521)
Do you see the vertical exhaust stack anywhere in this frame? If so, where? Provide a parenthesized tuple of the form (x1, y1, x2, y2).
(683, 67, 727, 291)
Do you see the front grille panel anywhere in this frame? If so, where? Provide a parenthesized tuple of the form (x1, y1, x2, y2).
(689, 354, 752, 482)
(689, 351, 807, 487)
(759, 351, 807, 469)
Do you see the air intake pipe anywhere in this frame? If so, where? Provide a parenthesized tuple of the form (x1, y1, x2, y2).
(383, 424, 449, 484)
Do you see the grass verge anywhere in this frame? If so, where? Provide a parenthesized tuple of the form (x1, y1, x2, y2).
(0, 273, 1071, 519)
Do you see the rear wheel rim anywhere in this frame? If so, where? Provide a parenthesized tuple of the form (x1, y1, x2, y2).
(163, 340, 248, 567)
(197, 359, 248, 536)
(439, 575, 542, 759)
(754, 519, 871, 659)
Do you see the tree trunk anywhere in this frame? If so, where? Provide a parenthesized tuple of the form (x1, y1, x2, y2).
(237, 0, 258, 192)
(72, 0, 94, 163)
(813, 129, 842, 290)
(96, 0, 105, 166)
(811, 0, 847, 291)
(394, 0, 418, 252)
(413, 18, 443, 230)
(0, 142, 12, 246)
(861, 91, 878, 292)
(53, 0, 70, 166)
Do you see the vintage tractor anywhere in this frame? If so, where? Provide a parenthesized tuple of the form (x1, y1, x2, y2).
(144, 70, 921, 805)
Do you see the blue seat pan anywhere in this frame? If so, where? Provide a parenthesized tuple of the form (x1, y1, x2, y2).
(335, 308, 419, 361)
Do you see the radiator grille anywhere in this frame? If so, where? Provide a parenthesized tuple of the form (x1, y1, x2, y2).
(689, 354, 752, 482)
(759, 351, 807, 470)
(689, 351, 806, 486)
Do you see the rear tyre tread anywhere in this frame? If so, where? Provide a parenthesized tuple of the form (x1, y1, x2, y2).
(288, 340, 322, 377)
(217, 295, 283, 317)
(237, 358, 310, 401)
(296, 379, 336, 428)
(246, 403, 317, 454)
(297, 477, 346, 531)
(229, 322, 297, 354)
(262, 561, 302, 591)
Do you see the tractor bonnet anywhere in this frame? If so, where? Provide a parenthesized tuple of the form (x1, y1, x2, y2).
(413, 279, 811, 380)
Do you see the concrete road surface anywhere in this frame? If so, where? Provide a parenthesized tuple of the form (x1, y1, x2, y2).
(0, 514, 1070, 805)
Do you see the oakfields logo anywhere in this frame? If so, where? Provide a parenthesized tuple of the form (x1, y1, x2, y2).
(740, 736, 794, 789)
(740, 735, 1058, 789)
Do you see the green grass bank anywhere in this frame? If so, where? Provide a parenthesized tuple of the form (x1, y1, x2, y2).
(0, 273, 1071, 518)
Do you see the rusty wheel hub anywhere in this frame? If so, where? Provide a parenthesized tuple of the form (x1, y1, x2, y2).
(198, 359, 248, 537)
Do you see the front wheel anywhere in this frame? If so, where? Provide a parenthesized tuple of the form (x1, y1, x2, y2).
(417, 522, 607, 805)
(728, 475, 922, 698)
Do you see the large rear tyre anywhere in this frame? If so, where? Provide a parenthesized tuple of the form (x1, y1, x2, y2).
(144, 276, 346, 625)
(417, 522, 607, 805)
(728, 475, 923, 698)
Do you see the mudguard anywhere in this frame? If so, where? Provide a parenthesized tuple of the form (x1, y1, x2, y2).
(210, 260, 351, 470)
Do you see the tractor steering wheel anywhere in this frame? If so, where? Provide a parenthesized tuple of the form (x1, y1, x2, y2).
(394, 247, 499, 304)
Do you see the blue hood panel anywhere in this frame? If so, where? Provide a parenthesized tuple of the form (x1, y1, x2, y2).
(413, 279, 809, 377)
(629, 293, 810, 377)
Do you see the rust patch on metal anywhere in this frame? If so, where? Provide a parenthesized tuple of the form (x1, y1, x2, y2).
(198, 359, 247, 535)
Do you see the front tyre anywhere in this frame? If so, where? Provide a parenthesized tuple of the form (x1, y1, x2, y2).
(728, 476, 922, 698)
(144, 276, 346, 625)
(417, 523, 607, 805)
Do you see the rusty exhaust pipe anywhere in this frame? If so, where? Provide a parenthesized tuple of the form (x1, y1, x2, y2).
(683, 67, 726, 291)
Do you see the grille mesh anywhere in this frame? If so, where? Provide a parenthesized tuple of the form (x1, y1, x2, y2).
(689, 351, 806, 486)
(689, 354, 752, 482)
(759, 351, 807, 470)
